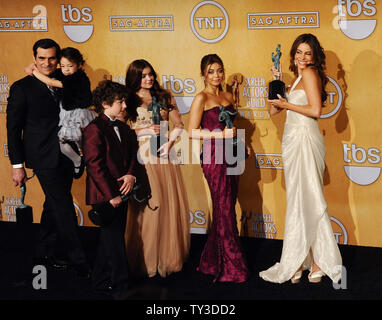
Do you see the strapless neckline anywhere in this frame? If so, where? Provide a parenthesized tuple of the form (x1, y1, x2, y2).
(204, 105, 234, 113)
(201, 104, 236, 131)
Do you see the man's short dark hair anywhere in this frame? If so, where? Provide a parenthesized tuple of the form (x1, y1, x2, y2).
(33, 38, 61, 58)
(92, 80, 128, 113)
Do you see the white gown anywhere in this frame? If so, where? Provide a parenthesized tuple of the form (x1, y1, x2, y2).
(259, 75, 342, 283)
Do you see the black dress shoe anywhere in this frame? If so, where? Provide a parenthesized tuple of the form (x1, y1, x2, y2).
(112, 286, 139, 300)
(73, 156, 85, 179)
(93, 285, 114, 298)
(33, 256, 68, 270)
(71, 263, 91, 279)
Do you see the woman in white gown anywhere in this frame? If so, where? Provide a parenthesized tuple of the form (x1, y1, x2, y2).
(259, 34, 342, 284)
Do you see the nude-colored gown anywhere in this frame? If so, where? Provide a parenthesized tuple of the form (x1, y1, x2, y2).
(125, 106, 190, 278)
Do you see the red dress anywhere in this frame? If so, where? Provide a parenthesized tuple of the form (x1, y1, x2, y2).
(198, 105, 250, 283)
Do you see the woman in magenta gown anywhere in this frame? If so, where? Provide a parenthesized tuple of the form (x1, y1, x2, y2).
(188, 54, 250, 283)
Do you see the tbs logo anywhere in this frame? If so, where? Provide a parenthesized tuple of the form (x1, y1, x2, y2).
(335, 0, 377, 40)
(162, 75, 196, 114)
(330, 217, 348, 245)
(189, 210, 207, 234)
(61, 5, 93, 43)
(343, 143, 381, 185)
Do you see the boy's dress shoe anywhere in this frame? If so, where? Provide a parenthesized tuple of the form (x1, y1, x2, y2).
(70, 263, 91, 279)
(33, 256, 68, 270)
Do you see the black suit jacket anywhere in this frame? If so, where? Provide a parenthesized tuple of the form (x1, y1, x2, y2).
(83, 114, 139, 205)
(6, 75, 62, 169)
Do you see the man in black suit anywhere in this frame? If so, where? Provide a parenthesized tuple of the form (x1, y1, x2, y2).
(6, 38, 89, 277)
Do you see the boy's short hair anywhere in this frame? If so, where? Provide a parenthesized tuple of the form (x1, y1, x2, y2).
(92, 80, 128, 113)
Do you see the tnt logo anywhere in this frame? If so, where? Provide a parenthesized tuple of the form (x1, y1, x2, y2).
(61, 4, 93, 43)
(190, 1, 229, 43)
(343, 143, 381, 185)
(334, 0, 377, 40)
(320, 76, 343, 119)
(330, 217, 348, 245)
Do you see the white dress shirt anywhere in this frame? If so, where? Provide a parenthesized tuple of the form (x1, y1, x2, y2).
(105, 114, 121, 142)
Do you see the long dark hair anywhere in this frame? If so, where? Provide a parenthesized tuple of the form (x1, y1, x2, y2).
(200, 54, 224, 91)
(289, 33, 328, 103)
(125, 59, 173, 121)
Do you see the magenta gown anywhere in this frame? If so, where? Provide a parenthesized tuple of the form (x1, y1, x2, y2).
(198, 105, 250, 283)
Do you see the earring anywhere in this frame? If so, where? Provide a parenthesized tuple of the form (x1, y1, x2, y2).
(202, 76, 206, 80)
(294, 60, 297, 66)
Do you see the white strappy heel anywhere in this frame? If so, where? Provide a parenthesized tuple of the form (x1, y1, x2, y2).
(308, 270, 325, 283)
(291, 270, 303, 284)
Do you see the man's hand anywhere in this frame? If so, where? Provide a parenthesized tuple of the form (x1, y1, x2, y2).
(109, 195, 122, 208)
(117, 174, 135, 195)
(271, 62, 282, 80)
(12, 167, 27, 187)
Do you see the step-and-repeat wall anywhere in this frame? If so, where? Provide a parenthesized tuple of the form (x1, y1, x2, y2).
(0, 0, 381, 247)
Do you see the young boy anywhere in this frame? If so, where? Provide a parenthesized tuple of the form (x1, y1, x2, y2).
(83, 80, 138, 300)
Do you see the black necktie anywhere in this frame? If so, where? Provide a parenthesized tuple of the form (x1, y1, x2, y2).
(47, 85, 58, 102)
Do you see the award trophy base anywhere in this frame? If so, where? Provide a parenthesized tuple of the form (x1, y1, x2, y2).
(16, 205, 33, 224)
(16, 185, 33, 225)
(269, 80, 286, 100)
(150, 134, 167, 157)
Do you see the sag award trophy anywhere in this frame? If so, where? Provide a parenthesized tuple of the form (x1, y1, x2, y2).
(88, 183, 153, 227)
(16, 184, 33, 224)
(16, 172, 35, 224)
(268, 44, 286, 100)
(148, 96, 167, 157)
(218, 107, 249, 161)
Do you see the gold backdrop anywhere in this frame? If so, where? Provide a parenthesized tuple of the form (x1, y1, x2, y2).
(0, 0, 381, 247)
